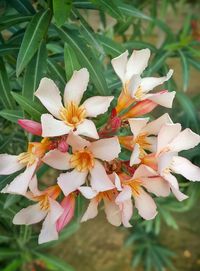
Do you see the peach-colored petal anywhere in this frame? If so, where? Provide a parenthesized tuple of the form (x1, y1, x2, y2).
(64, 68, 89, 106)
(133, 164, 157, 179)
(116, 186, 132, 203)
(128, 117, 149, 137)
(35, 77, 63, 119)
(142, 177, 171, 197)
(134, 188, 157, 220)
(146, 91, 175, 108)
(43, 149, 71, 170)
(169, 128, 200, 152)
(28, 175, 42, 196)
(75, 119, 99, 139)
(67, 132, 90, 152)
(39, 198, 63, 244)
(170, 186, 188, 201)
(57, 169, 87, 196)
(78, 186, 98, 199)
(89, 160, 115, 192)
(171, 156, 200, 181)
(140, 69, 173, 92)
(41, 114, 72, 137)
(104, 198, 121, 226)
(126, 49, 150, 80)
(120, 199, 133, 227)
(142, 113, 172, 135)
(111, 50, 128, 83)
(157, 152, 175, 175)
(1, 161, 37, 195)
(89, 137, 121, 161)
(82, 96, 114, 118)
(157, 123, 181, 154)
(13, 203, 46, 225)
(81, 198, 99, 222)
(0, 154, 24, 175)
(130, 144, 141, 166)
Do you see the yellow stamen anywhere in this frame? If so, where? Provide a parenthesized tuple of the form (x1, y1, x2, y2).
(59, 102, 86, 127)
(34, 194, 50, 211)
(124, 179, 142, 196)
(70, 149, 94, 172)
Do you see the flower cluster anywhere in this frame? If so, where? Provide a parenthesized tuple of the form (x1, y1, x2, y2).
(0, 49, 200, 244)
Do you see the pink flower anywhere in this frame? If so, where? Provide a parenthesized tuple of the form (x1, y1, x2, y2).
(18, 119, 42, 136)
(42, 133, 121, 195)
(156, 123, 200, 200)
(13, 176, 63, 244)
(56, 194, 75, 232)
(0, 138, 50, 195)
(115, 165, 170, 222)
(35, 68, 114, 139)
(111, 49, 175, 115)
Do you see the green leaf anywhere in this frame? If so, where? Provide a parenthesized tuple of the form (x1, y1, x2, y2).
(91, 0, 124, 21)
(0, 15, 31, 31)
(124, 41, 157, 52)
(118, 3, 152, 21)
(53, 0, 72, 27)
(33, 252, 75, 271)
(7, 0, 35, 15)
(0, 110, 23, 123)
(64, 43, 80, 80)
(0, 58, 15, 109)
(47, 58, 66, 91)
(56, 26, 109, 95)
(144, 51, 171, 76)
(11, 92, 46, 120)
(178, 50, 189, 92)
(96, 34, 124, 57)
(0, 249, 19, 260)
(2, 259, 22, 271)
(16, 9, 51, 76)
(0, 45, 19, 56)
(188, 57, 200, 71)
(22, 41, 47, 100)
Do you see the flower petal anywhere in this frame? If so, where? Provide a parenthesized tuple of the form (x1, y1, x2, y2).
(140, 69, 173, 92)
(126, 49, 151, 80)
(35, 77, 63, 119)
(170, 186, 188, 201)
(169, 128, 200, 152)
(78, 186, 98, 199)
(13, 203, 46, 225)
(1, 161, 37, 195)
(116, 186, 132, 203)
(171, 156, 200, 182)
(157, 123, 182, 154)
(142, 177, 170, 197)
(128, 117, 149, 137)
(111, 50, 128, 83)
(146, 91, 176, 108)
(120, 199, 133, 227)
(67, 132, 90, 152)
(81, 198, 99, 222)
(29, 175, 42, 196)
(133, 164, 157, 179)
(130, 144, 141, 166)
(64, 68, 89, 106)
(157, 152, 176, 175)
(41, 114, 72, 137)
(57, 169, 87, 196)
(82, 96, 114, 118)
(142, 113, 173, 135)
(104, 198, 121, 226)
(43, 149, 71, 170)
(89, 137, 121, 161)
(129, 74, 141, 97)
(75, 119, 99, 139)
(89, 160, 115, 192)
(0, 154, 24, 175)
(134, 188, 157, 220)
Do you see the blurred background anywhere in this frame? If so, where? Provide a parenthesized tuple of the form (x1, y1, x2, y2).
(0, 0, 200, 270)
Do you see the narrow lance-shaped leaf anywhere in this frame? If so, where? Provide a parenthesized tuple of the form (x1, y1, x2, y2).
(47, 58, 66, 91)
(0, 110, 23, 123)
(7, 0, 35, 15)
(16, 9, 51, 76)
(178, 50, 189, 92)
(22, 41, 47, 100)
(11, 92, 46, 121)
(0, 15, 31, 31)
(0, 58, 15, 109)
(55, 25, 109, 95)
(53, 0, 72, 27)
(64, 43, 81, 80)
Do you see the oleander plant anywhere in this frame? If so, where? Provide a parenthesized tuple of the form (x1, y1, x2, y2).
(0, 0, 200, 270)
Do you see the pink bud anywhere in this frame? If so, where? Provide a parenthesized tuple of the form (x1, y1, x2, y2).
(58, 138, 69, 153)
(56, 195, 75, 232)
(18, 119, 42, 136)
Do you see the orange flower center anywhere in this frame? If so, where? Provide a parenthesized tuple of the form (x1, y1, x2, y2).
(135, 132, 151, 158)
(124, 179, 142, 196)
(17, 138, 50, 166)
(59, 102, 86, 127)
(70, 149, 94, 172)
